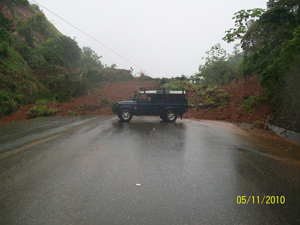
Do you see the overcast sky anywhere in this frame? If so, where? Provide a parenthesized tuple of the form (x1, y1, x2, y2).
(29, 0, 268, 78)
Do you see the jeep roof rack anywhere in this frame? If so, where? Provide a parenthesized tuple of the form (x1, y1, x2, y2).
(139, 87, 185, 94)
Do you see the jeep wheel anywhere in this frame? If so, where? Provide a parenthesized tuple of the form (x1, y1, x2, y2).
(160, 115, 167, 122)
(119, 109, 132, 122)
(165, 110, 177, 122)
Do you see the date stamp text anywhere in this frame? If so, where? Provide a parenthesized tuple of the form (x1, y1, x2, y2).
(237, 196, 285, 205)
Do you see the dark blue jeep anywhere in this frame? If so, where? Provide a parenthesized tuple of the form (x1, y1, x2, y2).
(112, 87, 188, 122)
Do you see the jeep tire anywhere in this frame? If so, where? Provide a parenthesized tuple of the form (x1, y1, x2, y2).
(160, 115, 168, 122)
(119, 109, 132, 122)
(165, 110, 177, 122)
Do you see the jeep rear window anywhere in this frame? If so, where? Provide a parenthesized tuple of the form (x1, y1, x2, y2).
(166, 94, 184, 102)
(152, 94, 164, 102)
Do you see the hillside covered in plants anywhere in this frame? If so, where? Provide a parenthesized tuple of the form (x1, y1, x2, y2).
(0, 0, 135, 118)
(0, 0, 299, 134)
(188, 0, 300, 132)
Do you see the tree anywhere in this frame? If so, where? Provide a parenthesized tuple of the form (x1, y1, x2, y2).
(39, 38, 64, 66)
(4, 0, 29, 7)
(110, 63, 117, 69)
(15, 20, 35, 48)
(227, 44, 243, 65)
(267, 0, 300, 21)
(223, 8, 266, 49)
(0, 11, 14, 57)
(224, 0, 300, 131)
(195, 44, 237, 85)
(0, 11, 14, 32)
(81, 46, 103, 69)
(28, 13, 50, 39)
(58, 35, 81, 69)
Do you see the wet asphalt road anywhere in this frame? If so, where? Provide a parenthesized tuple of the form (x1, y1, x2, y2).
(0, 116, 300, 224)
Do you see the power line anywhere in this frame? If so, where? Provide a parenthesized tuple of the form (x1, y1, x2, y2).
(30, 0, 153, 76)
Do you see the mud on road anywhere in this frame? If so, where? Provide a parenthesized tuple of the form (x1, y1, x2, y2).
(0, 77, 272, 126)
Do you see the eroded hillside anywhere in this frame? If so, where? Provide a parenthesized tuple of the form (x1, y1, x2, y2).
(0, 78, 273, 129)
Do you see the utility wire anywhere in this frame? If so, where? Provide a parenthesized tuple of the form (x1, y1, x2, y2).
(30, 0, 152, 76)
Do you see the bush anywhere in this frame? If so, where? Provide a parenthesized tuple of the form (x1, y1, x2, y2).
(39, 38, 64, 66)
(0, 24, 13, 57)
(82, 68, 104, 88)
(28, 13, 50, 39)
(39, 45, 63, 66)
(45, 72, 88, 102)
(161, 80, 197, 90)
(239, 94, 267, 113)
(162, 81, 232, 109)
(9, 0, 29, 6)
(0, 90, 24, 117)
(14, 39, 42, 69)
(196, 86, 232, 109)
(68, 110, 77, 115)
(26, 105, 57, 119)
(101, 98, 115, 105)
(0, 40, 10, 57)
(35, 98, 53, 105)
(15, 20, 34, 48)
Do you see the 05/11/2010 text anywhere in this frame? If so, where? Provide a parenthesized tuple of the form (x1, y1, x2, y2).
(237, 196, 285, 205)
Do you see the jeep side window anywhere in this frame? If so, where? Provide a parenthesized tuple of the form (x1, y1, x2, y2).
(138, 93, 151, 102)
(166, 94, 184, 102)
(152, 94, 164, 102)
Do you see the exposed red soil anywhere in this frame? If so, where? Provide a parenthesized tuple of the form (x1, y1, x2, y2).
(0, 78, 273, 127)
(2, 5, 34, 24)
(0, 2, 273, 128)
(0, 80, 159, 124)
(185, 77, 273, 127)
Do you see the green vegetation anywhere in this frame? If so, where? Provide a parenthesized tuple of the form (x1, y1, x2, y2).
(0, 1, 135, 118)
(162, 80, 231, 110)
(198, 86, 232, 109)
(45, 72, 88, 102)
(35, 98, 53, 105)
(192, 44, 241, 86)
(26, 105, 58, 119)
(1, 0, 299, 132)
(101, 99, 115, 105)
(222, 0, 300, 130)
(239, 94, 267, 114)
(0, 89, 24, 117)
(189, 0, 299, 131)
(68, 110, 77, 116)
(254, 120, 261, 125)
(161, 80, 198, 90)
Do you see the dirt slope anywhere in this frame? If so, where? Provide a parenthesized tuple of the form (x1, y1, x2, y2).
(186, 77, 273, 127)
(0, 78, 272, 126)
(0, 80, 159, 124)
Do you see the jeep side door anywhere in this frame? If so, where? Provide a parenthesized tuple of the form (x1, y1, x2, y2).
(136, 93, 153, 115)
(151, 94, 165, 115)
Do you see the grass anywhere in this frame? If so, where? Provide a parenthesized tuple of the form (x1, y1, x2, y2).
(26, 105, 58, 119)
(101, 98, 115, 105)
(35, 98, 54, 105)
(68, 110, 77, 115)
